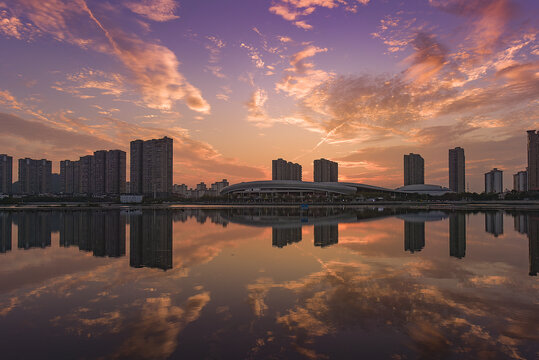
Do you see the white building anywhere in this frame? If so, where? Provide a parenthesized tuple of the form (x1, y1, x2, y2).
(485, 168, 503, 193)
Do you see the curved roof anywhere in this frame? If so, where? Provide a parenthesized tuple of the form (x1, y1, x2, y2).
(221, 180, 357, 195)
(395, 184, 452, 195)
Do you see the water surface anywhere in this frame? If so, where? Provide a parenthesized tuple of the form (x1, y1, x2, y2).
(0, 207, 537, 359)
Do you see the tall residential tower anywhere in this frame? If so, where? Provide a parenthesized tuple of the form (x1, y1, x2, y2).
(313, 158, 338, 182)
(527, 130, 539, 191)
(404, 153, 424, 186)
(130, 137, 173, 197)
(449, 147, 465, 193)
(0, 154, 12, 194)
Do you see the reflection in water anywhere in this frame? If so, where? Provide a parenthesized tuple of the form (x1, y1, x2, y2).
(130, 210, 173, 271)
(0, 208, 538, 359)
(404, 221, 425, 253)
(314, 224, 338, 247)
(60, 211, 126, 257)
(449, 213, 466, 259)
(485, 211, 504, 237)
(272, 226, 302, 248)
(527, 214, 539, 276)
(16, 211, 52, 249)
(0, 212, 11, 253)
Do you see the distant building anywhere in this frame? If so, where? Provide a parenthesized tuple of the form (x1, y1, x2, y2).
(18, 158, 52, 195)
(484, 168, 503, 193)
(272, 158, 302, 181)
(0, 154, 13, 194)
(527, 130, 539, 191)
(513, 170, 528, 192)
(313, 158, 338, 182)
(211, 179, 229, 194)
(130, 137, 173, 197)
(314, 224, 338, 247)
(196, 182, 207, 191)
(173, 184, 188, 196)
(404, 153, 424, 186)
(449, 147, 465, 193)
(60, 150, 126, 195)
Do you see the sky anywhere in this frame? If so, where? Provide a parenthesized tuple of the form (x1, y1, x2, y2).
(0, 0, 537, 191)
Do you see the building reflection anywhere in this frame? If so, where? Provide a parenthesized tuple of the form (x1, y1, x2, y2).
(130, 210, 173, 271)
(59, 211, 126, 257)
(16, 211, 52, 249)
(449, 213, 466, 259)
(526, 214, 539, 276)
(485, 212, 504, 237)
(404, 221, 425, 253)
(314, 224, 338, 248)
(272, 226, 302, 248)
(0, 212, 11, 253)
(513, 214, 528, 234)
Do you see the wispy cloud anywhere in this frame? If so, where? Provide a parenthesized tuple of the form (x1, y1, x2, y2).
(124, 0, 179, 22)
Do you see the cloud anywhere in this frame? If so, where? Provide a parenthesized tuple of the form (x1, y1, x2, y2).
(51, 68, 126, 99)
(269, 0, 369, 30)
(11, 0, 209, 113)
(240, 43, 265, 68)
(124, 0, 179, 22)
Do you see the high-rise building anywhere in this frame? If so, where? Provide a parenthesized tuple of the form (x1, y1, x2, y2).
(314, 224, 338, 247)
(404, 153, 424, 186)
(527, 214, 539, 276)
(105, 150, 126, 195)
(16, 212, 51, 249)
(449, 147, 465, 193)
(130, 137, 173, 197)
(272, 158, 302, 181)
(0, 154, 13, 194)
(0, 212, 12, 253)
(91, 150, 107, 195)
(272, 226, 302, 248)
(18, 158, 52, 195)
(313, 158, 338, 182)
(513, 170, 528, 192)
(60, 150, 126, 195)
(130, 210, 172, 270)
(211, 179, 229, 194)
(484, 168, 503, 193)
(527, 130, 539, 191)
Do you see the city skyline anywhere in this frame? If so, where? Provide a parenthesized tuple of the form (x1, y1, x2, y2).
(0, 0, 537, 191)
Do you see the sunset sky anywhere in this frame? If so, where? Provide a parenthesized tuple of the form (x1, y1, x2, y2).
(0, 0, 537, 191)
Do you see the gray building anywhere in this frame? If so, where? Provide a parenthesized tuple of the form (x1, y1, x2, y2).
(527, 130, 539, 191)
(272, 158, 302, 181)
(514, 170, 528, 192)
(449, 147, 465, 193)
(404, 153, 424, 186)
(0, 154, 13, 194)
(60, 150, 126, 195)
(130, 137, 173, 197)
(18, 158, 52, 195)
(449, 213, 466, 259)
(313, 158, 338, 182)
(484, 168, 503, 193)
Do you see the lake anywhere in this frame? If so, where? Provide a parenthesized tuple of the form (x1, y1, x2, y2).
(0, 207, 537, 359)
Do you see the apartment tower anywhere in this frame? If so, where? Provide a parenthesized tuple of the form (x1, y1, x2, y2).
(449, 147, 465, 193)
(404, 153, 424, 186)
(130, 137, 173, 197)
(313, 158, 338, 182)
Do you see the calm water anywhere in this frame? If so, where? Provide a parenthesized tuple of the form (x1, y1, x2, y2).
(0, 207, 538, 359)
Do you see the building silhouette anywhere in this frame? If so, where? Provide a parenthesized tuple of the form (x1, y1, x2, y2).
(404, 153, 424, 186)
(449, 213, 466, 258)
(527, 130, 539, 191)
(404, 221, 425, 253)
(272, 158, 302, 181)
(449, 147, 465, 193)
(18, 158, 52, 195)
(130, 210, 173, 270)
(130, 137, 173, 197)
(314, 224, 338, 247)
(0, 212, 12, 253)
(0, 154, 13, 194)
(527, 214, 539, 276)
(484, 168, 503, 193)
(16, 212, 52, 249)
(272, 226, 302, 248)
(60, 150, 126, 195)
(485, 212, 504, 237)
(313, 158, 338, 182)
(513, 171, 528, 192)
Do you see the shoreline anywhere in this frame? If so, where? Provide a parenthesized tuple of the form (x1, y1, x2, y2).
(2, 201, 539, 211)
